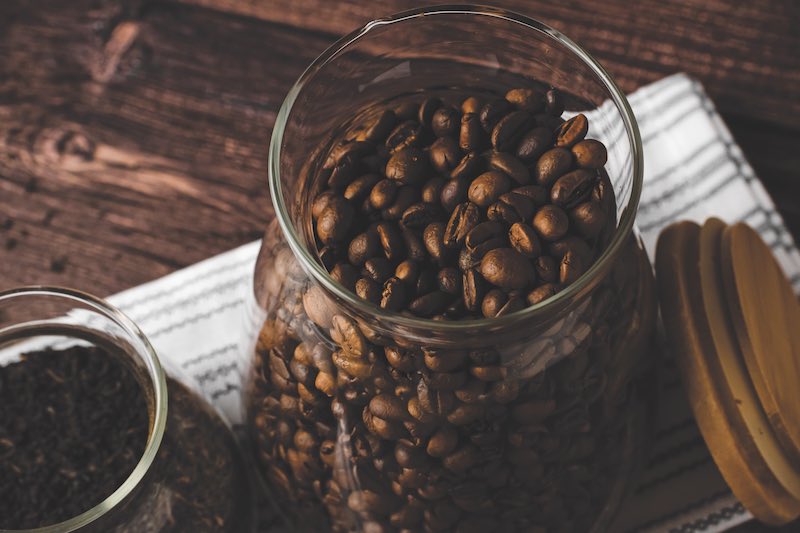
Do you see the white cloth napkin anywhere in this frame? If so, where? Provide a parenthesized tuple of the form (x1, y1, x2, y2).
(104, 73, 800, 532)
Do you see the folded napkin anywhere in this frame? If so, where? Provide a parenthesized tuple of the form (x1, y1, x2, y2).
(105, 73, 800, 532)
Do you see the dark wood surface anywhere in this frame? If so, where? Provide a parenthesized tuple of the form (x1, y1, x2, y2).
(1, 1, 798, 530)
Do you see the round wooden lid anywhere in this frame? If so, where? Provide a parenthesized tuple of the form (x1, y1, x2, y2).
(656, 220, 800, 524)
(720, 222, 800, 469)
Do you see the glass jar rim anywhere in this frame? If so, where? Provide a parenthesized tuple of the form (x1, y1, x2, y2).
(0, 286, 168, 533)
(269, 4, 644, 331)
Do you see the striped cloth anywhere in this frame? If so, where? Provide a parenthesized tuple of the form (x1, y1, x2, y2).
(104, 73, 800, 532)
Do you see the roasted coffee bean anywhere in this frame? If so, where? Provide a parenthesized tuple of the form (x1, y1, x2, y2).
(551, 169, 597, 208)
(488, 192, 535, 224)
(402, 202, 439, 229)
(442, 444, 480, 472)
(532, 205, 569, 242)
(348, 231, 379, 265)
(449, 152, 482, 181)
(430, 137, 462, 174)
(315, 196, 353, 245)
(364, 110, 396, 143)
(344, 173, 382, 203)
(549, 236, 593, 269)
(470, 364, 507, 381)
(425, 500, 462, 530)
(555, 113, 588, 148)
(458, 247, 481, 272)
(462, 269, 486, 311)
(386, 120, 423, 153)
(385, 346, 417, 373)
(447, 403, 485, 425)
(330, 315, 367, 359)
(356, 277, 382, 304)
(440, 177, 469, 213)
(491, 110, 532, 152)
(382, 186, 417, 220)
(402, 227, 427, 262)
(381, 277, 409, 311)
(409, 291, 451, 317)
(327, 156, 359, 190)
(312, 190, 336, 220)
(419, 97, 442, 127)
(512, 184, 548, 206)
(370, 179, 398, 210)
(432, 107, 460, 137)
(527, 283, 559, 305)
(325, 140, 373, 169)
(395, 440, 428, 468)
(515, 126, 552, 162)
(560, 249, 586, 285)
(461, 96, 483, 114)
(479, 98, 513, 133)
(330, 263, 359, 291)
(571, 139, 607, 169)
(370, 394, 408, 421)
(534, 255, 558, 283)
(570, 200, 607, 239)
(481, 289, 508, 318)
(425, 369, 467, 391)
(508, 222, 542, 258)
(505, 88, 544, 112)
(427, 425, 459, 458)
(444, 202, 481, 247)
(364, 257, 394, 284)
(468, 171, 511, 207)
(376, 222, 405, 262)
(464, 221, 503, 250)
(486, 152, 530, 186)
(480, 248, 535, 289)
(395, 260, 420, 285)
(459, 113, 484, 152)
(545, 88, 565, 116)
(437, 267, 461, 295)
(386, 148, 429, 185)
(423, 222, 450, 266)
(416, 267, 438, 295)
(421, 176, 447, 204)
(535, 148, 573, 187)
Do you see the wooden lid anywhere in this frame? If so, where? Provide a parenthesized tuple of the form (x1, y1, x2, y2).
(656, 219, 800, 525)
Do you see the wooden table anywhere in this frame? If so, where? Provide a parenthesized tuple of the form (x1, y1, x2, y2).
(0, 1, 797, 530)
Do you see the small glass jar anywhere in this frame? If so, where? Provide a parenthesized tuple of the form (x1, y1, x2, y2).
(0, 287, 255, 533)
(245, 6, 657, 532)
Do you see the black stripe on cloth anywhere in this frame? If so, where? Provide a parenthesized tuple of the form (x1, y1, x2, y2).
(194, 361, 239, 386)
(182, 343, 239, 368)
(210, 382, 241, 400)
(148, 299, 244, 339)
(131, 276, 248, 324)
(639, 152, 732, 214)
(623, 489, 736, 533)
(644, 137, 720, 189)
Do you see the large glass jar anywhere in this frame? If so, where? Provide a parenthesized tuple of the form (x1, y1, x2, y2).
(0, 288, 255, 533)
(245, 7, 657, 532)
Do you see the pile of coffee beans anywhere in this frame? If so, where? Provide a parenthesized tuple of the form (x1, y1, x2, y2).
(310, 88, 615, 319)
(0, 345, 253, 531)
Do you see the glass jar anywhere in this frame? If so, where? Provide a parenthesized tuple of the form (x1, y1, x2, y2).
(245, 6, 657, 532)
(0, 287, 255, 533)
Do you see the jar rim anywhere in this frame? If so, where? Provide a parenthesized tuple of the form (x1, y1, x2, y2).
(0, 286, 168, 533)
(269, 4, 644, 331)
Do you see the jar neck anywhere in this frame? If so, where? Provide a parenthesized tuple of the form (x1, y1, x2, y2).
(0, 287, 167, 533)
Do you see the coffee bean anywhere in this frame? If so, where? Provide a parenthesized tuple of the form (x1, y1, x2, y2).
(395, 440, 428, 469)
(364, 110, 397, 143)
(424, 349, 466, 373)
(461, 96, 483, 114)
(560, 249, 586, 284)
(303, 284, 338, 329)
(425, 370, 467, 391)
(534, 148, 573, 187)
(421, 176, 447, 204)
(571, 139, 607, 169)
(479, 248, 534, 289)
(527, 283, 559, 305)
(464, 221, 504, 249)
(512, 184, 548, 205)
(479, 98, 513, 133)
(327, 156, 359, 190)
(330, 315, 367, 359)
(440, 177, 469, 213)
(401, 227, 427, 262)
(551, 169, 597, 208)
(458, 247, 481, 272)
(417, 380, 456, 415)
(487, 151, 529, 185)
(432, 107, 460, 137)
(376, 222, 405, 262)
(330, 263, 359, 291)
(315, 196, 353, 245)
(416, 267, 438, 295)
(459, 113, 484, 152)
(515, 126, 552, 162)
(462, 269, 486, 312)
(545, 88, 565, 116)
(423, 222, 450, 266)
(394, 260, 420, 285)
(481, 289, 507, 318)
(381, 277, 409, 311)
(370, 394, 408, 421)
(312, 190, 336, 220)
(444, 202, 481, 247)
(325, 140, 373, 169)
(468, 171, 511, 207)
(449, 152, 482, 181)
(534, 255, 558, 283)
(491, 110, 532, 152)
(470, 365, 507, 381)
(430, 137, 462, 174)
(356, 277, 381, 304)
(570, 200, 607, 239)
(425, 500, 462, 530)
(437, 267, 461, 295)
(344, 173, 382, 203)
(419, 97, 442, 127)
(442, 444, 480, 472)
(409, 291, 451, 317)
(386, 148, 429, 185)
(364, 257, 394, 284)
(508, 223, 542, 258)
(505, 88, 544, 112)
(555, 113, 588, 147)
(532, 205, 569, 242)
(447, 404, 485, 425)
(390, 503, 424, 528)
(370, 179, 398, 210)
(348, 231, 379, 265)
(385, 120, 423, 153)
(402, 202, 439, 229)
(382, 186, 417, 220)
(488, 192, 535, 224)
(427, 425, 458, 458)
